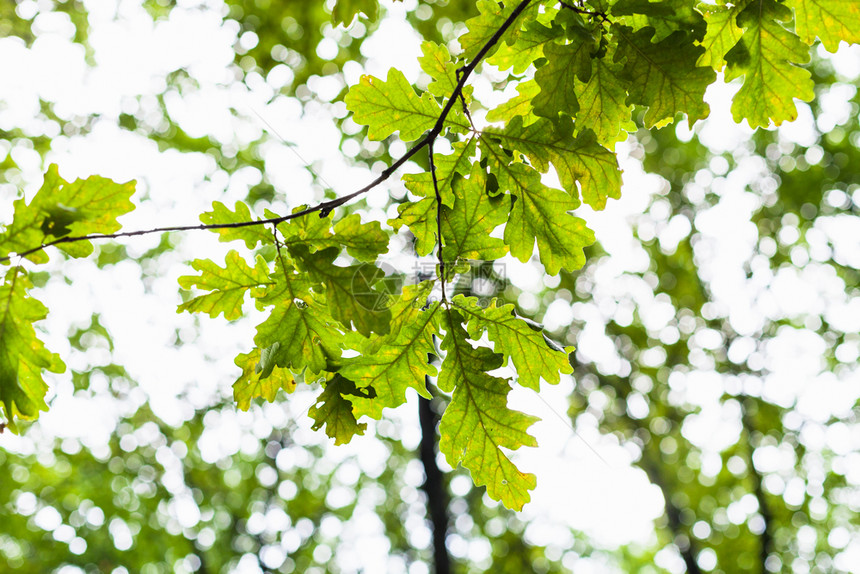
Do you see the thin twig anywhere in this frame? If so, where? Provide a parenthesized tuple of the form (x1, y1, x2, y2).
(455, 67, 478, 133)
(428, 141, 447, 303)
(0, 0, 534, 266)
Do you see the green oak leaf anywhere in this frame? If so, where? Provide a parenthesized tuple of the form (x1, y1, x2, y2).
(458, 0, 538, 61)
(344, 68, 441, 142)
(438, 310, 539, 511)
(393, 197, 438, 256)
(453, 295, 573, 391)
(393, 139, 477, 256)
(331, 0, 378, 26)
(0, 267, 65, 431)
(724, 0, 814, 128)
(787, 0, 860, 52)
(614, 25, 716, 128)
(0, 164, 136, 263)
(489, 18, 565, 74)
(481, 142, 594, 274)
(574, 57, 636, 144)
(487, 116, 621, 210)
(277, 210, 389, 262)
(177, 250, 272, 320)
(696, 2, 746, 71)
(394, 198, 438, 257)
(233, 346, 297, 411)
(419, 41, 473, 102)
(441, 164, 509, 262)
(291, 246, 392, 337)
(308, 374, 369, 445)
(612, 0, 706, 43)
(485, 80, 541, 126)
(252, 259, 342, 374)
(340, 284, 440, 419)
(199, 201, 273, 249)
(533, 33, 594, 119)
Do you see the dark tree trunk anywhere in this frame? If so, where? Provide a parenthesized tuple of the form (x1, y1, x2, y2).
(419, 392, 451, 574)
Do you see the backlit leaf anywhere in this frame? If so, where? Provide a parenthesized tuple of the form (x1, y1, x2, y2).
(453, 295, 573, 391)
(724, 0, 814, 128)
(340, 283, 439, 419)
(393, 139, 477, 256)
(787, 0, 860, 52)
(438, 310, 539, 511)
(0, 164, 136, 262)
(614, 25, 715, 127)
(309, 374, 369, 445)
(441, 164, 510, 262)
(480, 142, 594, 274)
(487, 116, 621, 210)
(574, 57, 635, 144)
(233, 346, 297, 411)
(344, 68, 442, 141)
(277, 210, 388, 262)
(0, 267, 65, 431)
(291, 246, 392, 336)
(533, 33, 594, 119)
(697, 2, 745, 71)
(177, 250, 272, 320)
(252, 258, 342, 374)
(199, 201, 273, 249)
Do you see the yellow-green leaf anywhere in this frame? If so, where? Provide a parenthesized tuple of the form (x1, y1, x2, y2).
(486, 116, 621, 211)
(574, 57, 636, 145)
(454, 295, 573, 391)
(331, 0, 378, 26)
(441, 164, 510, 262)
(438, 310, 539, 511)
(614, 25, 716, 127)
(480, 142, 594, 275)
(0, 164, 136, 262)
(697, 2, 746, 71)
(277, 210, 389, 262)
(724, 0, 814, 128)
(253, 259, 342, 374)
(0, 267, 65, 431)
(787, 0, 860, 52)
(309, 374, 369, 445)
(393, 139, 477, 256)
(340, 284, 440, 419)
(177, 250, 272, 320)
(344, 68, 442, 142)
(533, 33, 594, 119)
(419, 41, 473, 102)
(199, 201, 273, 249)
(291, 246, 392, 337)
(233, 346, 297, 411)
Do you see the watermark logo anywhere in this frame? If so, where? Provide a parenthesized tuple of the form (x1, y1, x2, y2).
(351, 262, 399, 312)
(352, 261, 508, 311)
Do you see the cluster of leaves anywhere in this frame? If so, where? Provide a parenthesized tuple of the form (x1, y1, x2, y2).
(2, 0, 858, 511)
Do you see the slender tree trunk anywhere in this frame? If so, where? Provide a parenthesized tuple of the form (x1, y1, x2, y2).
(419, 391, 451, 574)
(640, 455, 702, 574)
(741, 401, 774, 574)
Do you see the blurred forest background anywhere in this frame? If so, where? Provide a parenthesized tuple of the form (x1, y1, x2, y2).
(0, 0, 858, 573)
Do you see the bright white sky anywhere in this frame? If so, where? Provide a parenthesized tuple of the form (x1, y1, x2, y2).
(1, 0, 859, 572)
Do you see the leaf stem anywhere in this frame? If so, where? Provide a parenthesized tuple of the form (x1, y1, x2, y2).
(428, 142, 447, 303)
